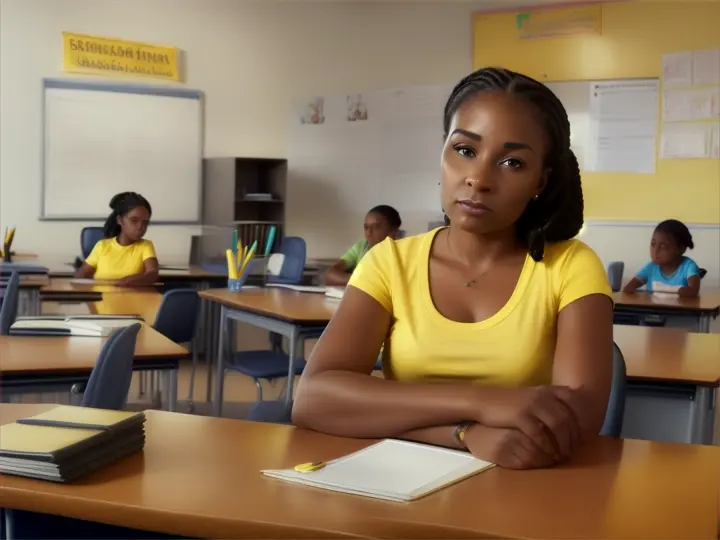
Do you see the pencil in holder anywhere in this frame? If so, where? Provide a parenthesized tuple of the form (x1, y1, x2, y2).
(227, 272, 250, 292)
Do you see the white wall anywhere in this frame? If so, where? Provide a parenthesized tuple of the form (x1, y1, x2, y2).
(0, 0, 492, 261)
(2, 0, 717, 283)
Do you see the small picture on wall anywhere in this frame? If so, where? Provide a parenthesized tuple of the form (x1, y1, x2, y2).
(347, 94, 368, 121)
(299, 97, 325, 125)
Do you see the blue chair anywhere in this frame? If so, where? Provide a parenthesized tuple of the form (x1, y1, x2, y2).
(600, 342, 627, 437)
(143, 289, 200, 407)
(74, 323, 142, 409)
(247, 399, 294, 424)
(266, 236, 306, 285)
(0, 271, 20, 335)
(606, 261, 624, 293)
(80, 226, 104, 259)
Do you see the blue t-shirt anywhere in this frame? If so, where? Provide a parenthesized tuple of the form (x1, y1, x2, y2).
(636, 256, 700, 292)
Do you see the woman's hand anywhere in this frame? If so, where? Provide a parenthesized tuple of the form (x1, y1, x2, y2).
(473, 386, 583, 460)
(464, 423, 559, 470)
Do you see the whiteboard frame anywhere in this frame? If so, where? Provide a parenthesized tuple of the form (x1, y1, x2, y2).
(40, 78, 204, 224)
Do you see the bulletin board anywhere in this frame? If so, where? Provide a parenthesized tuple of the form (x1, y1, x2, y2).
(473, 1, 720, 224)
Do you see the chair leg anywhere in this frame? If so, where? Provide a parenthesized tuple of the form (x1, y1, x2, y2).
(187, 340, 198, 412)
(255, 379, 263, 402)
(139, 372, 146, 397)
(278, 378, 289, 401)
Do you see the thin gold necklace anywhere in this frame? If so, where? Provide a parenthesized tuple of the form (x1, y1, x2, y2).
(446, 230, 491, 287)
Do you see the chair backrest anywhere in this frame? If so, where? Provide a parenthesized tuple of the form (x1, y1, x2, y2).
(266, 236, 306, 285)
(0, 272, 20, 335)
(81, 323, 142, 409)
(606, 261, 625, 292)
(698, 268, 707, 279)
(80, 227, 104, 259)
(152, 289, 201, 343)
(600, 342, 627, 437)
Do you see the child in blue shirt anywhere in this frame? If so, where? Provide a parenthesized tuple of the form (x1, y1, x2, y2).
(623, 219, 701, 298)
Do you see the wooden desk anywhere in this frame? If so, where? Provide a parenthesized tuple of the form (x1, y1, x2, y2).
(42, 278, 158, 296)
(200, 288, 336, 415)
(0, 324, 187, 410)
(0, 405, 717, 539)
(614, 290, 720, 333)
(614, 325, 720, 445)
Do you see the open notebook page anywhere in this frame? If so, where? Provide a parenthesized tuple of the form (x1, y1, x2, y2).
(262, 439, 494, 502)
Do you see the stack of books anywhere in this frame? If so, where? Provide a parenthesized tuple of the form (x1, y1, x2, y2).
(0, 406, 146, 483)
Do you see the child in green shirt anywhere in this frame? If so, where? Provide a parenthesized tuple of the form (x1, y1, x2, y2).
(325, 205, 402, 286)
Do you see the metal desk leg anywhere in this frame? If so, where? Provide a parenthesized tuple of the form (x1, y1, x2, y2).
(698, 314, 711, 333)
(690, 386, 716, 444)
(206, 299, 219, 403)
(165, 368, 178, 412)
(284, 325, 299, 406)
(213, 307, 228, 417)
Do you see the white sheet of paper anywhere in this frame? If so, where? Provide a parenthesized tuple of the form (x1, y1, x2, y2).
(662, 51, 694, 87)
(692, 48, 720, 86)
(663, 88, 720, 122)
(586, 79, 659, 173)
(660, 122, 715, 159)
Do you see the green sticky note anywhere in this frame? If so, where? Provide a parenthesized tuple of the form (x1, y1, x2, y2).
(516, 13, 530, 30)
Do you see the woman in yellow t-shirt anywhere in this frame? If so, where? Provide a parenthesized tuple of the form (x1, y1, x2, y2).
(293, 67, 614, 470)
(75, 192, 159, 287)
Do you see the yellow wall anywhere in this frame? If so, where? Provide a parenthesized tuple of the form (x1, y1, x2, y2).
(473, 0, 720, 224)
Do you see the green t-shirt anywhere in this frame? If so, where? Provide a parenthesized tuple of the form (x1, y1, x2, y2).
(340, 239, 369, 271)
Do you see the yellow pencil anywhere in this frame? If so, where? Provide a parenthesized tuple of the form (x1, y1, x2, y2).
(238, 244, 256, 278)
(225, 249, 239, 280)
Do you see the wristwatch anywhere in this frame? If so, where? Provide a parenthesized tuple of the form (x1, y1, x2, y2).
(453, 422, 473, 447)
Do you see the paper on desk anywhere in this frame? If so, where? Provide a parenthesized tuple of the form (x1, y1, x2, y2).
(662, 51, 693, 87)
(660, 122, 717, 159)
(692, 48, 720, 86)
(663, 88, 720, 122)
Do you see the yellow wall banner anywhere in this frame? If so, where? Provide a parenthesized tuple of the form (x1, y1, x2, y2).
(516, 5, 602, 40)
(62, 32, 181, 81)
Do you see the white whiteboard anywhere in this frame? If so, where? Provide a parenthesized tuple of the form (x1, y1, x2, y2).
(42, 80, 202, 222)
(545, 81, 591, 171)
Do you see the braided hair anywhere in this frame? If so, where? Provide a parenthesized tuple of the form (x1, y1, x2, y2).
(655, 219, 694, 252)
(103, 192, 152, 238)
(442, 67, 583, 261)
(368, 205, 402, 230)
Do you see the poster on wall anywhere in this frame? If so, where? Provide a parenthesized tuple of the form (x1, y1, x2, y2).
(62, 32, 181, 82)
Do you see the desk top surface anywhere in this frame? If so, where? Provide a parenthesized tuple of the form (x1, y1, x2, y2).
(41, 278, 158, 295)
(200, 288, 337, 324)
(615, 325, 720, 386)
(613, 290, 720, 313)
(0, 323, 187, 374)
(0, 405, 716, 540)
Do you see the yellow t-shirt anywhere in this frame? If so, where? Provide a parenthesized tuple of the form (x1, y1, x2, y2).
(348, 228, 612, 387)
(85, 238, 157, 280)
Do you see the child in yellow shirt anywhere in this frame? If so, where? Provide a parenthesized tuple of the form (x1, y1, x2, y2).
(75, 192, 159, 287)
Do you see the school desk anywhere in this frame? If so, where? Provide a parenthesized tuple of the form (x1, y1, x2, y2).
(614, 325, 720, 445)
(0, 323, 187, 410)
(613, 290, 720, 333)
(5, 276, 49, 316)
(0, 404, 717, 539)
(42, 292, 164, 326)
(199, 288, 334, 416)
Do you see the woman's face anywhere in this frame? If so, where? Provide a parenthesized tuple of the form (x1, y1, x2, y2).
(441, 91, 550, 236)
(118, 206, 150, 241)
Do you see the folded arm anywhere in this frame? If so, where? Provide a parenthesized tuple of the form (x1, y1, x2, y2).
(115, 258, 159, 287)
(293, 286, 483, 437)
(324, 261, 352, 287)
(678, 275, 700, 298)
(74, 263, 96, 279)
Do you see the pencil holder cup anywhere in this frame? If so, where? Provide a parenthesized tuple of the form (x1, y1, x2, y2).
(227, 273, 249, 292)
(2, 245, 11, 263)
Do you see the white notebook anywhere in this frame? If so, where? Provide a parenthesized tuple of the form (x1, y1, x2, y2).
(324, 287, 345, 300)
(265, 283, 327, 294)
(10, 317, 140, 337)
(262, 439, 494, 502)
